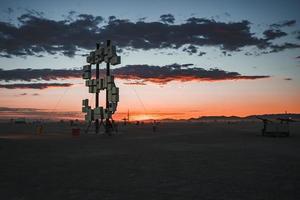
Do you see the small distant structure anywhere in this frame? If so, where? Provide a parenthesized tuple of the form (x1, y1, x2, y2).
(256, 116, 297, 137)
(36, 124, 44, 135)
(14, 118, 26, 124)
(152, 120, 157, 132)
(127, 110, 130, 122)
(122, 110, 130, 125)
(122, 117, 127, 125)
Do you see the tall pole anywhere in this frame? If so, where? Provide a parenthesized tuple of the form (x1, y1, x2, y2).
(95, 43, 100, 134)
(106, 40, 111, 133)
(127, 109, 129, 122)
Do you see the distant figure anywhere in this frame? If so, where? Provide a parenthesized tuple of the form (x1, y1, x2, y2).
(152, 120, 157, 132)
(36, 124, 44, 135)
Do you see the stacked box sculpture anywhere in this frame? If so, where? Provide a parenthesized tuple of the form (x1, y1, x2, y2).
(82, 40, 120, 133)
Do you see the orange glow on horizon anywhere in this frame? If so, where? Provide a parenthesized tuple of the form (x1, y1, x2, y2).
(1, 77, 299, 121)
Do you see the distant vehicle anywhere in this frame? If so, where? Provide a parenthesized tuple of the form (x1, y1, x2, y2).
(256, 116, 298, 137)
(14, 118, 26, 124)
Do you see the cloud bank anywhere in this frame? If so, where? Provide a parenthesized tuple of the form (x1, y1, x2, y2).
(0, 83, 73, 89)
(0, 64, 270, 87)
(0, 11, 299, 58)
(0, 106, 82, 120)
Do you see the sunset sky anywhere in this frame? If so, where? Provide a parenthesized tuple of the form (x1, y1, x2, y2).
(0, 0, 300, 120)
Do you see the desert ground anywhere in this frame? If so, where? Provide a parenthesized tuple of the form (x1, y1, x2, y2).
(0, 121, 300, 200)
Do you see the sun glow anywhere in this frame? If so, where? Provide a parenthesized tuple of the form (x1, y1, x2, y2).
(131, 114, 160, 121)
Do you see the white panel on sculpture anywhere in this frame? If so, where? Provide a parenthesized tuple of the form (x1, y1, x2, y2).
(106, 76, 114, 83)
(97, 78, 106, 90)
(82, 99, 89, 106)
(94, 107, 103, 115)
(111, 87, 118, 94)
(82, 106, 91, 113)
(95, 48, 104, 56)
(103, 109, 112, 119)
(108, 93, 112, 102)
(89, 86, 97, 93)
(83, 71, 91, 79)
(83, 65, 91, 71)
(85, 109, 93, 122)
(94, 107, 104, 119)
(104, 56, 109, 63)
(87, 51, 96, 64)
(95, 48, 104, 63)
(86, 79, 96, 87)
(110, 56, 121, 65)
(95, 57, 104, 64)
(111, 95, 119, 102)
(91, 79, 97, 85)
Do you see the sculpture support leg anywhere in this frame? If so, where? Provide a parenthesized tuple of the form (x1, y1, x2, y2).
(95, 43, 100, 134)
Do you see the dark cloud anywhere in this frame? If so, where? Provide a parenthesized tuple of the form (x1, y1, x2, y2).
(0, 107, 39, 112)
(138, 17, 147, 22)
(0, 12, 103, 57)
(183, 45, 197, 55)
(224, 12, 231, 17)
(18, 92, 40, 96)
(269, 43, 300, 53)
(5, 8, 14, 15)
(0, 64, 270, 85)
(113, 64, 270, 84)
(0, 106, 82, 120)
(160, 14, 175, 24)
(123, 81, 147, 85)
(0, 83, 73, 89)
(270, 20, 296, 28)
(198, 51, 206, 56)
(0, 68, 82, 82)
(263, 29, 287, 40)
(1, 12, 298, 57)
(296, 31, 300, 40)
(108, 16, 117, 22)
(23, 9, 44, 18)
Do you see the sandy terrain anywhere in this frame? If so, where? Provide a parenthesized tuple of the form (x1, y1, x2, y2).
(0, 121, 300, 200)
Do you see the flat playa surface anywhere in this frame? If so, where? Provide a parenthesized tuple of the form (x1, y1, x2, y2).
(0, 122, 300, 200)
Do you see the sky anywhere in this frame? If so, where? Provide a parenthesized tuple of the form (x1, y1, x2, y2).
(0, 0, 300, 121)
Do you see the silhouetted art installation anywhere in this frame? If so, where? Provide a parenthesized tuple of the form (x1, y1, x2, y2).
(256, 116, 296, 137)
(82, 40, 120, 134)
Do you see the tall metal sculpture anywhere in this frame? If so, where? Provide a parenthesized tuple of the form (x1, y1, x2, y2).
(82, 40, 120, 134)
